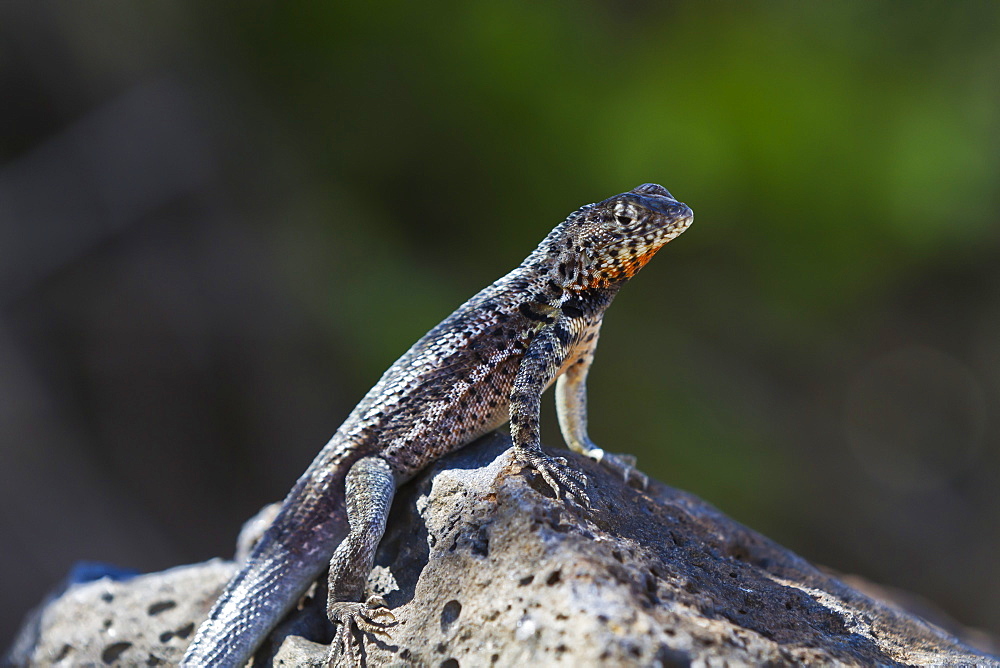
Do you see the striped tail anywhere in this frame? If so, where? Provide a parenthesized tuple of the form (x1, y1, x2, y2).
(180, 536, 334, 667)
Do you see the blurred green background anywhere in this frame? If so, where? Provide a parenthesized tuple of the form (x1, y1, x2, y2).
(2, 1, 999, 650)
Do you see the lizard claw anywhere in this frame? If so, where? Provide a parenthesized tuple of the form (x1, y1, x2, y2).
(611, 452, 637, 468)
(327, 597, 397, 667)
(517, 450, 590, 508)
(588, 448, 648, 490)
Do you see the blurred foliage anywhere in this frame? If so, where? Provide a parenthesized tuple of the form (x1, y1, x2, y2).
(202, 2, 1000, 631)
(2, 0, 999, 645)
(190, 0, 1000, 512)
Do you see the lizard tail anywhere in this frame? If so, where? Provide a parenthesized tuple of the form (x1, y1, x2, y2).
(180, 538, 333, 667)
(182, 438, 361, 666)
(182, 460, 354, 666)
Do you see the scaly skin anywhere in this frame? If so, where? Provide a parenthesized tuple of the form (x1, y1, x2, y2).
(181, 183, 693, 666)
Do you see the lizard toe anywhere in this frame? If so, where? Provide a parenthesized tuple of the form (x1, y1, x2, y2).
(597, 451, 648, 490)
(362, 595, 396, 623)
(328, 621, 361, 668)
(327, 598, 396, 666)
(518, 451, 591, 508)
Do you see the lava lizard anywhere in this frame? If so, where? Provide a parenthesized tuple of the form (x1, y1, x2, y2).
(181, 183, 694, 666)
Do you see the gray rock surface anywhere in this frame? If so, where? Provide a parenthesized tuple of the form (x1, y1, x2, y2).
(7, 432, 998, 667)
(6, 560, 236, 667)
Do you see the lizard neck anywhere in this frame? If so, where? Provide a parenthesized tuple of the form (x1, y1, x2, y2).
(504, 253, 621, 320)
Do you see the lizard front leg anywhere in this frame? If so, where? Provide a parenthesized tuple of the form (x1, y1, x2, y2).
(326, 456, 397, 667)
(555, 344, 649, 489)
(510, 324, 590, 507)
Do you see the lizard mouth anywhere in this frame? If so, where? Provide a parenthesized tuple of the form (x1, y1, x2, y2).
(654, 202, 694, 236)
(663, 203, 694, 236)
(617, 192, 694, 238)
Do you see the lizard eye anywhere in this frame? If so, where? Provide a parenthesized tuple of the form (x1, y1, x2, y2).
(615, 214, 631, 225)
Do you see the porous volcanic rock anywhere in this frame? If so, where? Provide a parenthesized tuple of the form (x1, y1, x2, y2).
(6, 432, 997, 667)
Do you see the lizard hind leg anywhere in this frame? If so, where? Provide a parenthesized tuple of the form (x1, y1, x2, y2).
(326, 456, 398, 667)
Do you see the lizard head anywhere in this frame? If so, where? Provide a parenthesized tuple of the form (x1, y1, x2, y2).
(545, 183, 693, 291)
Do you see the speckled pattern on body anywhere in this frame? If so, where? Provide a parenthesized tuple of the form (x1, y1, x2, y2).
(181, 184, 694, 667)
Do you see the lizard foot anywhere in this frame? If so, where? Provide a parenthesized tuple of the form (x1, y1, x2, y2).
(327, 595, 396, 667)
(587, 448, 649, 490)
(517, 450, 590, 508)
